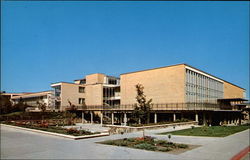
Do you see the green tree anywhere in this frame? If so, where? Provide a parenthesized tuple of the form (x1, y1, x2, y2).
(36, 101, 47, 112)
(132, 84, 152, 124)
(0, 93, 12, 114)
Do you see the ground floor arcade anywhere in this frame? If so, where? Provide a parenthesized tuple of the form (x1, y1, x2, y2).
(76, 110, 243, 126)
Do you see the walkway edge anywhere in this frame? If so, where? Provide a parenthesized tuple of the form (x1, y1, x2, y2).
(230, 146, 250, 160)
(0, 124, 109, 140)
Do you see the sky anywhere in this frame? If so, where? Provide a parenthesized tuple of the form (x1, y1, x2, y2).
(1, 1, 249, 98)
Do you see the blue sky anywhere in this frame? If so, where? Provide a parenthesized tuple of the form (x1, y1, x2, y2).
(1, 1, 249, 98)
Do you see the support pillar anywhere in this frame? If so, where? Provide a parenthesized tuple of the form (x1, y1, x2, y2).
(124, 113, 127, 126)
(195, 113, 198, 122)
(90, 112, 93, 124)
(82, 112, 85, 124)
(111, 112, 114, 125)
(154, 113, 157, 124)
(100, 112, 103, 126)
(173, 113, 176, 122)
(139, 118, 141, 124)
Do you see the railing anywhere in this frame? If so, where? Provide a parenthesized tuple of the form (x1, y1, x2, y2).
(71, 102, 233, 111)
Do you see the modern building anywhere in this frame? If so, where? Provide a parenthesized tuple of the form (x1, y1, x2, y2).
(11, 91, 55, 112)
(73, 64, 247, 126)
(6, 63, 247, 125)
(121, 63, 245, 105)
(51, 73, 120, 111)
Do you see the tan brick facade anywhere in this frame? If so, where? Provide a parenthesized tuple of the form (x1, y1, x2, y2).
(60, 83, 85, 110)
(224, 81, 245, 98)
(85, 84, 103, 106)
(121, 64, 186, 105)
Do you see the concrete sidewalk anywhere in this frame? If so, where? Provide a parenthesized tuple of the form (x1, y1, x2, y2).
(1, 124, 249, 159)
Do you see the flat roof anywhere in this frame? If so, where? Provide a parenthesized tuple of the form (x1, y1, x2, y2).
(11, 90, 53, 99)
(51, 82, 77, 85)
(120, 63, 245, 90)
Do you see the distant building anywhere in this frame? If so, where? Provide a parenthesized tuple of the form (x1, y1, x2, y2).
(11, 91, 55, 112)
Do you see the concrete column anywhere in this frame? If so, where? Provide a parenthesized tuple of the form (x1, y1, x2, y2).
(173, 113, 176, 122)
(111, 112, 114, 125)
(100, 112, 103, 126)
(82, 112, 85, 124)
(154, 113, 157, 124)
(124, 113, 127, 126)
(195, 113, 198, 122)
(90, 112, 93, 124)
(139, 118, 141, 124)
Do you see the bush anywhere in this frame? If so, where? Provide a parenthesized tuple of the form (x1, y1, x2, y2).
(158, 147, 172, 152)
(66, 128, 79, 134)
(134, 143, 156, 151)
(177, 144, 188, 149)
(155, 140, 167, 145)
(102, 140, 115, 145)
(127, 138, 135, 142)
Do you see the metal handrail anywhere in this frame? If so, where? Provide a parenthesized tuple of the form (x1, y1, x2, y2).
(71, 102, 232, 111)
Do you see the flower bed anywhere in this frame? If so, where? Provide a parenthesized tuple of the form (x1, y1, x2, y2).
(97, 136, 189, 152)
(2, 121, 100, 136)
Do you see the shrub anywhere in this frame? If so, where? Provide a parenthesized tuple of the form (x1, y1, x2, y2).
(39, 123, 49, 128)
(103, 140, 115, 145)
(127, 138, 135, 142)
(134, 143, 156, 151)
(66, 128, 79, 134)
(177, 144, 188, 149)
(158, 147, 172, 152)
(113, 140, 128, 146)
(155, 140, 167, 145)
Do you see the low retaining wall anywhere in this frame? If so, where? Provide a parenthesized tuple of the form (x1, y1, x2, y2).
(1, 124, 109, 140)
(105, 121, 198, 134)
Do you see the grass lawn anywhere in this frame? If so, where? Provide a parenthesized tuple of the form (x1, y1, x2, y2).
(158, 125, 250, 137)
(97, 136, 193, 153)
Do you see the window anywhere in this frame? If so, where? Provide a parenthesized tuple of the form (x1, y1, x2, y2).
(80, 79, 86, 84)
(108, 79, 117, 85)
(79, 98, 85, 104)
(79, 87, 85, 93)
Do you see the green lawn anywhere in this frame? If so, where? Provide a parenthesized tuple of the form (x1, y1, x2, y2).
(158, 125, 250, 137)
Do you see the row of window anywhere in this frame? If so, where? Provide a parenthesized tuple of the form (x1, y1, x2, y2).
(185, 69, 223, 102)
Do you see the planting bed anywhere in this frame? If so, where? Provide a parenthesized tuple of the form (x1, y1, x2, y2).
(97, 136, 195, 154)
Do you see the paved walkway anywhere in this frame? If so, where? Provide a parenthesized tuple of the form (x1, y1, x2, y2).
(1, 124, 249, 159)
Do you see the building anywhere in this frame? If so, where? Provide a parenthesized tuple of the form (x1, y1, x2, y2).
(51, 73, 120, 111)
(7, 63, 247, 125)
(11, 91, 55, 112)
(121, 63, 245, 104)
(72, 64, 247, 126)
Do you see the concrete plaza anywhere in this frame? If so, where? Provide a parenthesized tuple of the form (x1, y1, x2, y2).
(1, 124, 249, 159)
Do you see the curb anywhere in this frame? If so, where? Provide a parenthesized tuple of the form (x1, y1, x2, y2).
(1, 124, 109, 140)
(230, 146, 250, 160)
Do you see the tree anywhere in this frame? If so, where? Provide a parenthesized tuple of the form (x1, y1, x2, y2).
(67, 99, 77, 111)
(132, 84, 152, 124)
(0, 93, 12, 114)
(36, 101, 47, 112)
